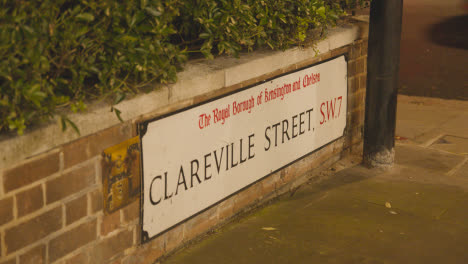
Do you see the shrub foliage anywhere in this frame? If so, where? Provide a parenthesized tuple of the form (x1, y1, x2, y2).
(0, 0, 365, 135)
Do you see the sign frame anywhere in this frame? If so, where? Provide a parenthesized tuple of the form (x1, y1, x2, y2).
(139, 55, 349, 243)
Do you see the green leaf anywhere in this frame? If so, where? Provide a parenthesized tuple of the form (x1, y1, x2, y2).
(317, 6, 326, 19)
(8, 116, 26, 135)
(66, 118, 80, 135)
(199, 33, 210, 39)
(60, 116, 67, 132)
(22, 25, 34, 34)
(75, 26, 89, 37)
(114, 93, 126, 105)
(121, 35, 138, 43)
(145, 7, 161, 17)
(60, 116, 80, 135)
(111, 107, 124, 123)
(76, 13, 95, 22)
(201, 49, 214, 60)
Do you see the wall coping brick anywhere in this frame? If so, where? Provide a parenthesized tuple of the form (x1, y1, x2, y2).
(0, 24, 362, 171)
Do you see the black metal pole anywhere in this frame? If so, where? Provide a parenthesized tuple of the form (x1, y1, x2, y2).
(363, 0, 403, 168)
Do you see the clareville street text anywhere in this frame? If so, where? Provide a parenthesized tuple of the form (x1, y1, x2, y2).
(149, 106, 314, 206)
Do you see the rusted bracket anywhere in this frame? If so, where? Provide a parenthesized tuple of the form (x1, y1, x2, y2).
(102, 136, 141, 214)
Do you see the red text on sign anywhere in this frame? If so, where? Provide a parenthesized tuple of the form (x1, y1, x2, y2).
(320, 96, 343, 125)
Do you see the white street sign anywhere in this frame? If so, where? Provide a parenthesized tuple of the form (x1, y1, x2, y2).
(140, 56, 348, 242)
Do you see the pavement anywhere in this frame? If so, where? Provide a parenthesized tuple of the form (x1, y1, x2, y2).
(357, 0, 468, 100)
(398, 0, 468, 100)
(159, 95, 468, 264)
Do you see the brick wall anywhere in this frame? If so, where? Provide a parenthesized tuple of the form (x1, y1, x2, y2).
(0, 25, 368, 264)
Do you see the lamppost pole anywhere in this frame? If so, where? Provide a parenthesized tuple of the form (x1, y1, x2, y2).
(363, 0, 404, 168)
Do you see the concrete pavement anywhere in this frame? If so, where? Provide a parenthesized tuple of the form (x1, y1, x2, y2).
(158, 95, 468, 264)
(357, 0, 468, 100)
(398, 0, 468, 100)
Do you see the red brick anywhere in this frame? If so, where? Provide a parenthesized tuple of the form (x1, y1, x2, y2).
(218, 197, 236, 221)
(289, 158, 311, 180)
(261, 173, 280, 198)
(64, 251, 89, 264)
(122, 238, 164, 264)
(330, 46, 349, 57)
(345, 125, 364, 146)
(46, 163, 95, 204)
(349, 108, 365, 128)
(62, 138, 90, 171)
(16, 185, 44, 217)
(361, 41, 368, 56)
(293, 56, 322, 71)
(348, 90, 366, 111)
(3, 151, 60, 192)
(165, 224, 184, 252)
(0, 196, 13, 226)
(122, 200, 139, 224)
(90, 124, 133, 157)
(317, 51, 333, 62)
(184, 206, 218, 242)
(355, 57, 365, 74)
(49, 218, 97, 262)
(348, 76, 358, 94)
(134, 224, 142, 244)
(19, 244, 45, 264)
(4, 206, 62, 254)
(122, 254, 142, 264)
(146, 236, 165, 264)
(347, 60, 356, 76)
(66, 194, 88, 225)
(280, 164, 300, 184)
(233, 183, 262, 214)
(351, 126, 364, 145)
(359, 74, 367, 90)
(350, 43, 361, 59)
(101, 211, 120, 236)
(90, 229, 133, 263)
(0, 258, 16, 264)
(351, 142, 364, 155)
(305, 144, 336, 169)
(63, 124, 132, 169)
(89, 188, 103, 213)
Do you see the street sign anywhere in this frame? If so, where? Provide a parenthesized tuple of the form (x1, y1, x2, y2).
(140, 55, 348, 242)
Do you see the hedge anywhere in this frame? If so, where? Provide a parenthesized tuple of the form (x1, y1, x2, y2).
(0, 0, 368, 135)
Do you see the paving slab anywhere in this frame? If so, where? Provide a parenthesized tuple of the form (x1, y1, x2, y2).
(453, 161, 468, 178)
(161, 146, 468, 264)
(439, 113, 468, 139)
(395, 144, 465, 174)
(430, 135, 468, 155)
(395, 96, 468, 145)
